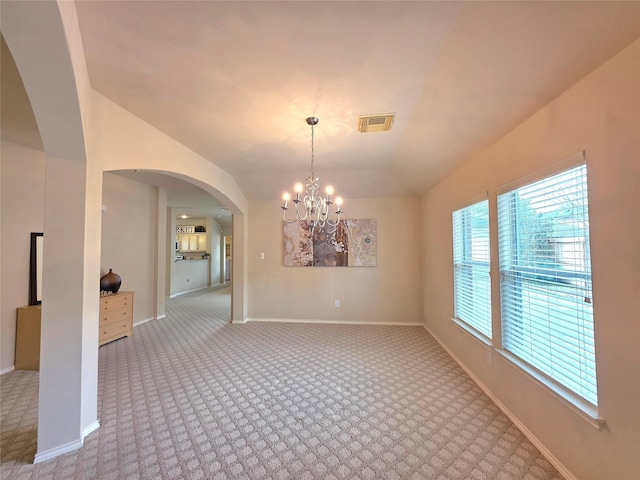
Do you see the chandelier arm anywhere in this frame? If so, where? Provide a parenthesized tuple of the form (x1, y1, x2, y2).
(282, 208, 298, 224)
(294, 201, 309, 221)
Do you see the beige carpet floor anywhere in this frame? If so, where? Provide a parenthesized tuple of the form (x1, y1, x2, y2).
(0, 287, 563, 479)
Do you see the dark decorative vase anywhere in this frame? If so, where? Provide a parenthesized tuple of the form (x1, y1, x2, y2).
(100, 269, 122, 293)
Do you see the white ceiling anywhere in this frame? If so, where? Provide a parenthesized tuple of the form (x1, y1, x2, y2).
(2, 1, 640, 208)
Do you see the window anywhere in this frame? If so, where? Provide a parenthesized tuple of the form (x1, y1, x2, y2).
(452, 200, 492, 338)
(498, 164, 597, 405)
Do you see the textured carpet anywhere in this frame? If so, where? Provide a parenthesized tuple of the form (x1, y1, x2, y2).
(0, 287, 563, 479)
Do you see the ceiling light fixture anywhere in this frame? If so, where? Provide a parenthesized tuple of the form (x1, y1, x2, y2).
(281, 117, 343, 233)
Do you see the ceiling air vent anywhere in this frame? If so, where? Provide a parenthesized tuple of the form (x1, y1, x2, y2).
(358, 113, 395, 133)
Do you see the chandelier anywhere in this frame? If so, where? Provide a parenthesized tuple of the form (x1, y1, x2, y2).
(281, 117, 343, 232)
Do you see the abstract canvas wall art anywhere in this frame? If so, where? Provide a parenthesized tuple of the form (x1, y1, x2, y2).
(283, 219, 377, 267)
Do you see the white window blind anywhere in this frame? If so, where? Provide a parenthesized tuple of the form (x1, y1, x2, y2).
(453, 200, 492, 338)
(498, 164, 597, 405)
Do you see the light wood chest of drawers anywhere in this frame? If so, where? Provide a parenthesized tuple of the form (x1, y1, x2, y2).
(99, 291, 134, 346)
(15, 305, 42, 370)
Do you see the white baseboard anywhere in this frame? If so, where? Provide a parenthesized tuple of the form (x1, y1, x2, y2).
(34, 419, 98, 463)
(245, 317, 424, 327)
(134, 313, 167, 327)
(134, 317, 154, 327)
(34, 437, 83, 464)
(0, 365, 15, 375)
(424, 326, 576, 480)
(82, 420, 100, 437)
(169, 285, 211, 298)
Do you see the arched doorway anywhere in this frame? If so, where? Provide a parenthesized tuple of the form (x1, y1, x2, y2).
(2, 2, 248, 463)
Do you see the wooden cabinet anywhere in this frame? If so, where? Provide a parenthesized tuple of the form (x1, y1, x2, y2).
(196, 234, 207, 251)
(177, 234, 206, 252)
(15, 305, 42, 371)
(99, 291, 134, 346)
(178, 234, 190, 252)
(15, 293, 133, 365)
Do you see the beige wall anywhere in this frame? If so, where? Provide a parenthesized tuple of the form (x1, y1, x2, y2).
(247, 197, 423, 324)
(0, 140, 46, 372)
(86, 91, 249, 324)
(206, 217, 224, 286)
(421, 40, 639, 480)
(101, 173, 157, 324)
(0, 160, 162, 372)
(0, 97, 249, 462)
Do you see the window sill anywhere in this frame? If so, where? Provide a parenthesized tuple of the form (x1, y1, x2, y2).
(496, 348, 606, 430)
(449, 317, 605, 429)
(451, 317, 492, 347)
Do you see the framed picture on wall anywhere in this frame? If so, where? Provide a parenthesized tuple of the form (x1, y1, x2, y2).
(29, 232, 43, 305)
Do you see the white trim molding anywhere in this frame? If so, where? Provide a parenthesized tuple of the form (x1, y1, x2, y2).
(134, 316, 159, 327)
(495, 348, 604, 429)
(82, 420, 100, 438)
(169, 285, 214, 298)
(0, 366, 16, 375)
(245, 318, 424, 327)
(34, 438, 83, 464)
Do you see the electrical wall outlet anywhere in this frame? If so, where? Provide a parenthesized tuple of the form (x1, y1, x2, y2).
(486, 349, 492, 366)
(334, 300, 340, 307)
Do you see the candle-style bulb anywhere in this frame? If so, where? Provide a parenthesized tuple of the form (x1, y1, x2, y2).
(282, 192, 290, 209)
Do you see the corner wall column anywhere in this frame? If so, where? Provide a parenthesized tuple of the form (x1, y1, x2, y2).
(231, 214, 247, 322)
(36, 156, 91, 461)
